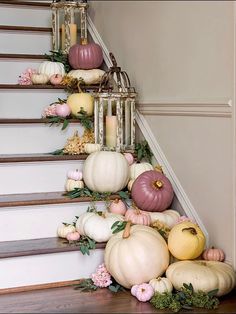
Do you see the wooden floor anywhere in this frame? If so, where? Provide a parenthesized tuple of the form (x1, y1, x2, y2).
(0, 286, 235, 313)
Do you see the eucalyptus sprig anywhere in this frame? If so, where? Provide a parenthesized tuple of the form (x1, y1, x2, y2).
(64, 187, 111, 202)
(150, 283, 219, 313)
(73, 279, 98, 292)
(135, 140, 153, 163)
(77, 109, 93, 130)
(65, 235, 96, 255)
(44, 50, 71, 73)
(111, 221, 127, 234)
(44, 115, 69, 130)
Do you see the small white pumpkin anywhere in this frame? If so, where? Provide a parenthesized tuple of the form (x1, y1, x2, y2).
(38, 61, 65, 77)
(84, 143, 101, 154)
(166, 260, 236, 297)
(68, 69, 105, 85)
(149, 210, 181, 228)
(76, 211, 124, 242)
(129, 162, 154, 180)
(67, 169, 83, 181)
(31, 73, 49, 85)
(149, 277, 173, 294)
(65, 179, 84, 192)
(57, 224, 76, 238)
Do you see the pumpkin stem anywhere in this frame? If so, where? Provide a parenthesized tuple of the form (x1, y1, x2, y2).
(77, 80, 84, 93)
(123, 221, 132, 239)
(113, 198, 120, 204)
(132, 202, 141, 214)
(80, 37, 88, 45)
(153, 180, 163, 189)
(155, 165, 163, 173)
(182, 227, 197, 235)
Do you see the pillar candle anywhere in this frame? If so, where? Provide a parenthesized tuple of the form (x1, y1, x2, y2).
(106, 116, 117, 148)
(61, 23, 77, 50)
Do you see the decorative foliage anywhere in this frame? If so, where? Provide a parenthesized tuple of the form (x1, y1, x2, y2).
(151, 220, 171, 241)
(64, 234, 96, 255)
(44, 50, 71, 73)
(64, 186, 111, 202)
(135, 140, 153, 163)
(150, 283, 219, 312)
(18, 68, 37, 85)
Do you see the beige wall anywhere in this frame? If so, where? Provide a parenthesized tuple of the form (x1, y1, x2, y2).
(90, 1, 235, 264)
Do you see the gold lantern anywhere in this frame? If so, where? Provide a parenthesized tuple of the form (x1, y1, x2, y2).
(51, 0, 88, 54)
(93, 53, 137, 153)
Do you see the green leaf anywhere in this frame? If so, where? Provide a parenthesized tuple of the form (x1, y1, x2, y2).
(108, 285, 120, 293)
(118, 191, 129, 200)
(50, 148, 64, 155)
(207, 289, 219, 297)
(61, 119, 69, 130)
(111, 221, 121, 230)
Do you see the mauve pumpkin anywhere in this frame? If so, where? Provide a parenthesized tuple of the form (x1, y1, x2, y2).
(131, 170, 174, 212)
(69, 43, 103, 70)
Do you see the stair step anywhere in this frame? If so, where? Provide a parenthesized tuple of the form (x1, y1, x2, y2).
(0, 191, 120, 208)
(0, 84, 101, 90)
(0, 53, 46, 60)
(0, 1, 50, 7)
(0, 153, 88, 163)
(0, 25, 51, 33)
(0, 119, 80, 124)
(0, 237, 106, 259)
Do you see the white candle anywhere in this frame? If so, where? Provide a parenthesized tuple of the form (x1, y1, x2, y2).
(61, 23, 77, 50)
(106, 116, 117, 148)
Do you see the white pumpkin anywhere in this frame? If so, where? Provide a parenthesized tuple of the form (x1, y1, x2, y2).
(83, 151, 129, 193)
(149, 277, 173, 294)
(31, 73, 49, 85)
(84, 143, 101, 154)
(38, 61, 65, 77)
(68, 69, 105, 85)
(65, 179, 84, 192)
(57, 224, 76, 238)
(149, 209, 180, 228)
(166, 260, 236, 297)
(76, 211, 124, 242)
(104, 222, 169, 289)
(129, 162, 154, 180)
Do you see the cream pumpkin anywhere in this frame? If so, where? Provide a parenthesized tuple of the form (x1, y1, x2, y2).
(31, 73, 49, 85)
(38, 61, 65, 77)
(129, 162, 154, 180)
(67, 92, 94, 117)
(168, 221, 205, 260)
(65, 179, 84, 192)
(149, 209, 180, 228)
(149, 277, 173, 294)
(104, 222, 169, 289)
(83, 151, 129, 193)
(84, 143, 101, 154)
(68, 69, 105, 85)
(166, 260, 236, 297)
(57, 224, 76, 238)
(76, 211, 124, 242)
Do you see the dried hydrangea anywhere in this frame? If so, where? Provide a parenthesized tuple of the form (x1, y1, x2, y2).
(91, 263, 112, 288)
(18, 68, 37, 85)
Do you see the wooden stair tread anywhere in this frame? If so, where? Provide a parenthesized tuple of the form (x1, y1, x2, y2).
(0, 25, 51, 32)
(0, 84, 103, 90)
(0, 191, 121, 208)
(0, 118, 81, 124)
(0, 1, 50, 7)
(0, 237, 106, 259)
(0, 153, 88, 163)
(0, 53, 46, 60)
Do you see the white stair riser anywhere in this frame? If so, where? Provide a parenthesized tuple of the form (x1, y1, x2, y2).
(0, 124, 84, 154)
(0, 90, 67, 118)
(0, 250, 104, 289)
(0, 32, 52, 54)
(0, 60, 47, 84)
(0, 160, 84, 194)
(0, 5, 51, 28)
(0, 202, 107, 241)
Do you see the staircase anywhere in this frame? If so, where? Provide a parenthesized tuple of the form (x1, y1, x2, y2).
(0, 0, 108, 292)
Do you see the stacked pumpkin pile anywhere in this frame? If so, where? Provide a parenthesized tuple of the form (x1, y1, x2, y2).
(58, 151, 236, 307)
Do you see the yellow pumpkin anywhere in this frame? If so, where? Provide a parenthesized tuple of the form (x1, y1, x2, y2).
(166, 260, 236, 296)
(167, 221, 205, 260)
(67, 92, 94, 117)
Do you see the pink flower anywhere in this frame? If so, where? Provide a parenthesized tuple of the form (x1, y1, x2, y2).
(18, 68, 37, 85)
(91, 263, 112, 288)
(176, 215, 196, 225)
(42, 104, 57, 118)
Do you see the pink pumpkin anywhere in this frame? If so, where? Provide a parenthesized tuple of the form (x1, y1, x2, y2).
(125, 206, 151, 226)
(131, 283, 154, 302)
(66, 231, 80, 241)
(50, 74, 63, 85)
(123, 153, 134, 166)
(109, 199, 127, 215)
(55, 103, 71, 117)
(131, 170, 174, 212)
(67, 169, 83, 181)
(202, 247, 225, 262)
(68, 42, 103, 70)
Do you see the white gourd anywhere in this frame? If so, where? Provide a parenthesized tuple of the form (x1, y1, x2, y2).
(84, 143, 101, 154)
(38, 61, 65, 77)
(166, 260, 236, 296)
(57, 224, 76, 238)
(83, 151, 129, 193)
(129, 162, 154, 180)
(31, 73, 49, 85)
(65, 179, 84, 192)
(68, 69, 105, 85)
(76, 211, 124, 242)
(149, 277, 173, 293)
(148, 209, 181, 228)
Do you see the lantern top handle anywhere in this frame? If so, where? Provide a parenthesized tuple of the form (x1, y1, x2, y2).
(98, 52, 136, 94)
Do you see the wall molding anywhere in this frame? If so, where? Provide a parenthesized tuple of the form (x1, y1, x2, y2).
(137, 99, 232, 118)
(88, 14, 209, 244)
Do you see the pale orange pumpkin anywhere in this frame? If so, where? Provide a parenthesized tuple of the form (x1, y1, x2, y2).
(202, 247, 225, 262)
(109, 199, 127, 215)
(125, 204, 151, 226)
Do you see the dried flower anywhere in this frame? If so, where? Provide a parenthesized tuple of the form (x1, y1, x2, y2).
(42, 104, 57, 118)
(18, 68, 37, 85)
(91, 263, 112, 288)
